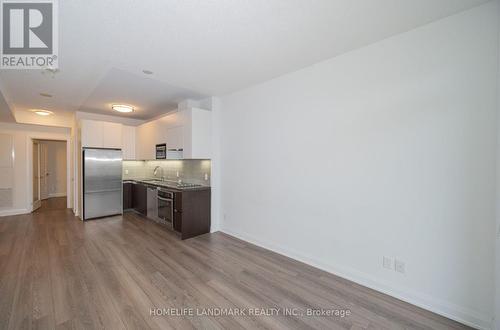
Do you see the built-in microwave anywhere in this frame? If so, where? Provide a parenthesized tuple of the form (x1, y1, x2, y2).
(156, 143, 166, 159)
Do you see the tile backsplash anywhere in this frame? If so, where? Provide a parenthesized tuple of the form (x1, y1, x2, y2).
(123, 160, 211, 186)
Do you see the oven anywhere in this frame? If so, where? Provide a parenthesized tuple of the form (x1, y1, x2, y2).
(157, 189, 174, 229)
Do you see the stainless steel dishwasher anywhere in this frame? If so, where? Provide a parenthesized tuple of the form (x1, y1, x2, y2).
(146, 186, 159, 222)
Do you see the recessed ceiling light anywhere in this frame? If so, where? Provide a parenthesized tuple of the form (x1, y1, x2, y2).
(112, 104, 134, 113)
(30, 109, 53, 116)
(142, 70, 153, 75)
(39, 92, 52, 98)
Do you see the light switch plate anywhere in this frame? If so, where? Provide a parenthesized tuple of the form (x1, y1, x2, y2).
(395, 259, 405, 274)
(383, 256, 393, 270)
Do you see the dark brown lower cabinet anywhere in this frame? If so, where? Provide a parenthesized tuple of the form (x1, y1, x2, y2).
(123, 182, 132, 209)
(132, 183, 147, 216)
(124, 182, 210, 240)
(173, 191, 182, 232)
(177, 189, 211, 240)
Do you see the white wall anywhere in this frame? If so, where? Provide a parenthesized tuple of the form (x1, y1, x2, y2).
(219, 3, 497, 329)
(0, 133, 14, 208)
(210, 97, 222, 232)
(496, 1, 500, 329)
(0, 123, 71, 216)
(44, 140, 67, 197)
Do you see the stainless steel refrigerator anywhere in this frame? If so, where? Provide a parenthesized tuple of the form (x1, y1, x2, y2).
(83, 148, 123, 220)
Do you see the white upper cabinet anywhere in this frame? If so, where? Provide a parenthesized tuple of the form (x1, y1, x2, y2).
(166, 126, 183, 150)
(82, 107, 212, 161)
(134, 107, 211, 160)
(155, 111, 183, 149)
(179, 107, 212, 159)
(81, 120, 104, 148)
(122, 125, 136, 160)
(102, 122, 122, 149)
(135, 120, 156, 160)
(80, 119, 124, 150)
(187, 107, 212, 159)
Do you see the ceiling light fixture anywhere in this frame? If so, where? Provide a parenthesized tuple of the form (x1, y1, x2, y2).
(142, 70, 153, 75)
(42, 67, 59, 79)
(30, 109, 53, 116)
(112, 104, 134, 113)
(39, 92, 53, 98)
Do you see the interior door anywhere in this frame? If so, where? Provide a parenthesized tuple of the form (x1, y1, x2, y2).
(32, 142, 41, 211)
(40, 143, 49, 200)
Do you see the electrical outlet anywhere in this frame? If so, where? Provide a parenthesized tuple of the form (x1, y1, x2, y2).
(383, 256, 393, 270)
(125, 169, 129, 175)
(176, 171, 179, 177)
(204, 173, 208, 181)
(395, 259, 405, 274)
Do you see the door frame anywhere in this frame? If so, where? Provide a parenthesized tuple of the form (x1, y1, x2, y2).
(39, 142, 49, 200)
(27, 135, 71, 212)
(32, 141, 41, 211)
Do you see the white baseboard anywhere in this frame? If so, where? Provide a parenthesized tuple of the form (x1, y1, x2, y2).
(48, 192, 67, 198)
(210, 221, 220, 233)
(0, 208, 29, 217)
(220, 227, 492, 330)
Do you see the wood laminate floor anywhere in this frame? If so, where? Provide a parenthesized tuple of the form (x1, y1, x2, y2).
(0, 198, 470, 329)
(33, 197, 67, 212)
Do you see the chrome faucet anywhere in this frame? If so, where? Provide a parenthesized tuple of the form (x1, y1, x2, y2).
(153, 166, 164, 181)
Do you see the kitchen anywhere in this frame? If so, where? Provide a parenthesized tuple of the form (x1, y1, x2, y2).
(79, 103, 213, 240)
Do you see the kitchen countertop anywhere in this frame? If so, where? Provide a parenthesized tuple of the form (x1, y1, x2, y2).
(123, 179, 211, 192)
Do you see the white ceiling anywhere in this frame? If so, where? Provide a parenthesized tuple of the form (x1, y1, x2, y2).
(0, 0, 490, 123)
(79, 68, 207, 119)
